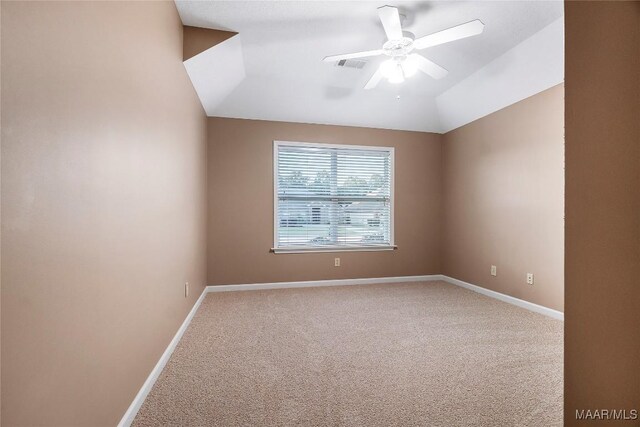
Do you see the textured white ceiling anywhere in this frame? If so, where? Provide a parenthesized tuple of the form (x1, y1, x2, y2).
(176, 1, 563, 133)
(437, 18, 564, 132)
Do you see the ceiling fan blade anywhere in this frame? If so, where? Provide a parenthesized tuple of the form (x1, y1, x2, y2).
(378, 6, 403, 41)
(413, 20, 485, 50)
(323, 49, 384, 62)
(409, 54, 448, 79)
(364, 67, 384, 90)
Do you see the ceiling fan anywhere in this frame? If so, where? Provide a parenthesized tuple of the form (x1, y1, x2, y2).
(323, 6, 485, 89)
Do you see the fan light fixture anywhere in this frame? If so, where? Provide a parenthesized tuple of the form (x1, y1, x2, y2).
(380, 59, 404, 83)
(322, 6, 485, 90)
(380, 56, 419, 84)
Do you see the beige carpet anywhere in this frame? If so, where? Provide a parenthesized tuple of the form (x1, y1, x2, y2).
(133, 281, 563, 426)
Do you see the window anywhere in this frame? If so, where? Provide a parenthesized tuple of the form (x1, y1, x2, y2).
(273, 141, 394, 253)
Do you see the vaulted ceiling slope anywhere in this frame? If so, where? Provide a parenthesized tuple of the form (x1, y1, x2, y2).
(176, 1, 564, 133)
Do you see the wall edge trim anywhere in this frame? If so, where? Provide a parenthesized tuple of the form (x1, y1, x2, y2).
(117, 288, 208, 427)
(442, 275, 564, 320)
(206, 275, 445, 292)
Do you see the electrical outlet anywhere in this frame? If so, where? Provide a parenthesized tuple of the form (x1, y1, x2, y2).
(334, 257, 341, 267)
(490, 265, 497, 276)
(526, 273, 534, 285)
(185, 282, 189, 297)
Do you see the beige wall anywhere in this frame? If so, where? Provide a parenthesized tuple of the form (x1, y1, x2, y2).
(207, 118, 442, 285)
(1, 2, 207, 426)
(564, 2, 640, 424)
(442, 85, 565, 311)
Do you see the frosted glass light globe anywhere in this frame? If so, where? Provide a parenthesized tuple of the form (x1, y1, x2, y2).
(380, 59, 404, 84)
(401, 56, 418, 77)
(379, 59, 397, 78)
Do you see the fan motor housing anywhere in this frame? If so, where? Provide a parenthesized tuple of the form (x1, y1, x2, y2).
(382, 36, 415, 57)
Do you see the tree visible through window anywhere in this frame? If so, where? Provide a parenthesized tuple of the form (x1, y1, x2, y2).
(274, 141, 394, 252)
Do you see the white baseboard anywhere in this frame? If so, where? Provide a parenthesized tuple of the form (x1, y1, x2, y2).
(117, 275, 440, 425)
(441, 275, 564, 321)
(119, 273, 561, 425)
(206, 275, 563, 320)
(118, 288, 208, 427)
(206, 275, 445, 293)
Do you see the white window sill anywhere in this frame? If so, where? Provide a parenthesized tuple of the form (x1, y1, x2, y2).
(271, 245, 397, 254)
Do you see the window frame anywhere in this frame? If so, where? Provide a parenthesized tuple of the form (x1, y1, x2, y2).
(272, 140, 396, 254)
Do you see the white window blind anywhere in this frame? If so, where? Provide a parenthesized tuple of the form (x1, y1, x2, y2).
(274, 141, 394, 253)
